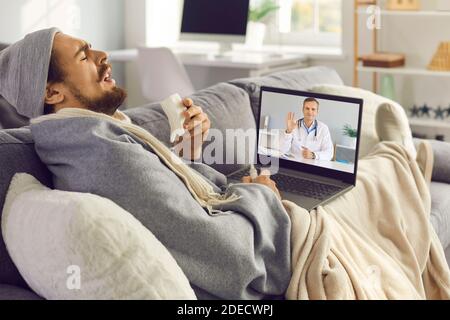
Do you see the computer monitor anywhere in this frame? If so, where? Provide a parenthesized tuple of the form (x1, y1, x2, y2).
(179, 0, 250, 54)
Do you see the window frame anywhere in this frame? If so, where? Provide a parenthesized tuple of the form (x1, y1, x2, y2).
(262, 0, 343, 48)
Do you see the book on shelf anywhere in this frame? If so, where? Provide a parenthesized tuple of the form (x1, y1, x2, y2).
(359, 52, 406, 68)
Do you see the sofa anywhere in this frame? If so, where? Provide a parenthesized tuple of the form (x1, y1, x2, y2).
(1, 66, 449, 300)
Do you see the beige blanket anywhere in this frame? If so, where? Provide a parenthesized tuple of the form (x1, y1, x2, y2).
(284, 142, 450, 300)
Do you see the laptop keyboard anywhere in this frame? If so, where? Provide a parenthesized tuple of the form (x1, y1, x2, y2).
(228, 169, 342, 200)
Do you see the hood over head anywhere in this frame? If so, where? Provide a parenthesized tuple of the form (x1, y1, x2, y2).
(0, 27, 60, 119)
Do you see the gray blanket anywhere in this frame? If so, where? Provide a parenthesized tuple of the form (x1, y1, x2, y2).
(30, 117, 291, 300)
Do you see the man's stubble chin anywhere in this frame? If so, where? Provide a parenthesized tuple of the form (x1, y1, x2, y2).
(69, 82, 127, 116)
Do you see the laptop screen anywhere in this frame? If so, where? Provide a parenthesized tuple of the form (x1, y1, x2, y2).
(258, 87, 362, 176)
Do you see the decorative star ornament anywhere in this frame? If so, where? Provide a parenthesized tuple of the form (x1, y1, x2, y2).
(420, 104, 431, 118)
(409, 105, 420, 117)
(434, 106, 445, 120)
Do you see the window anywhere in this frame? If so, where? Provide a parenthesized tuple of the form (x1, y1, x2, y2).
(251, 0, 342, 47)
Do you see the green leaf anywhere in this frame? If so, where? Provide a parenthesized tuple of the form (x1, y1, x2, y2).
(342, 124, 358, 138)
(249, 0, 280, 22)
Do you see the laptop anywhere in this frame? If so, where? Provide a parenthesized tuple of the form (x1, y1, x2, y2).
(227, 86, 364, 211)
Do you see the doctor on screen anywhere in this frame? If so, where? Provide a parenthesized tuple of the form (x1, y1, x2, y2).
(279, 97, 334, 161)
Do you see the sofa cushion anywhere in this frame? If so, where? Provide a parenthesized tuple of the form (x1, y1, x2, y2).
(0, 128, 52, 289)
(430, 182, 450, 250)
(125, 82, 256, 175)
(2, 173, 196, 300)
(0, 284, 43, 300)
(429, 139, 450, 185)
(229, 66, 344, 119)
(375, 102, 416, 159)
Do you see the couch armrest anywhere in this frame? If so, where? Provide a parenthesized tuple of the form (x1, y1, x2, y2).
(429, 139, 450, 184)
(0, 284, 42, 300)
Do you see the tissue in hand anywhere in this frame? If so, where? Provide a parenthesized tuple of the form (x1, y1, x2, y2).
(160, 93, 187, 143)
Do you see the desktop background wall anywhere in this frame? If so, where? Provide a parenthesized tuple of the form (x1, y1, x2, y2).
(260, 91, 360, 147)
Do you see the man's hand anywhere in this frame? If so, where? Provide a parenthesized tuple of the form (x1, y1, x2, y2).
(241, 170, 281, 200)
(174, 98, 211, 160)
(302, 146, 315, 159)
(286, 112, 297, 134)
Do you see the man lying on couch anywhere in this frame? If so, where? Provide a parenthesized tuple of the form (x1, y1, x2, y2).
(0, 28, 292, 300)
(1, 28, 449, 300)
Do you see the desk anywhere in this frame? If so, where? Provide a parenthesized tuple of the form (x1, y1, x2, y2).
(109, 49, 308, 76)
(258, 146, 354, 174)
(109, 48, 309, 90)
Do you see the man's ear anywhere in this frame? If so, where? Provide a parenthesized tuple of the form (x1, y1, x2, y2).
(44, 83, 65, 106)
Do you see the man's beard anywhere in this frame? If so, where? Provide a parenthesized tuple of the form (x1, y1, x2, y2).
(68, 83, 127, 116)
(66, 62, 127, 116)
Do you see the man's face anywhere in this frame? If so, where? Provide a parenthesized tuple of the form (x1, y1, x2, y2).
(47, 33, 126, 115)
(302, 101, 318, 123)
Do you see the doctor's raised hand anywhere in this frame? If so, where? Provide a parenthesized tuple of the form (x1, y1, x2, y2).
(286, 112, 297, 134)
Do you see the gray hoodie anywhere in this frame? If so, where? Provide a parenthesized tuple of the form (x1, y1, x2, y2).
(0, 28, 59, 119)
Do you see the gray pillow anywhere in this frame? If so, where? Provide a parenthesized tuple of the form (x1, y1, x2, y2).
(429, 139, 450, 184)
(0, 128, 52, 289)
(229, 66, 344, 119)
(125, 82, 256, 175)
(430, 182, 450, 249)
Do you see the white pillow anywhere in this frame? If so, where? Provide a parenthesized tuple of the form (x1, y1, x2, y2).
(1, 173, 196, 300)
(311, 84, 416, 159)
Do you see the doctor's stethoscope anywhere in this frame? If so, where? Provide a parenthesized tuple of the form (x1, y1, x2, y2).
(297, 118, 319, 141)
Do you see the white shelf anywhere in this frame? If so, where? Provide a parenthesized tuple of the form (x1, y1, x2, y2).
(357, 9, 450, 16)
(357, 65, 450, 77)
(409, 118, 450, 129)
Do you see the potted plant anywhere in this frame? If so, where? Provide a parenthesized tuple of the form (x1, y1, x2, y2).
(342, 124, 358, 148)
(246, 0, 280, 48)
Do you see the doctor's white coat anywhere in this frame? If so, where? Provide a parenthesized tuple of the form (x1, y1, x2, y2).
(279, 120, 334, 161)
